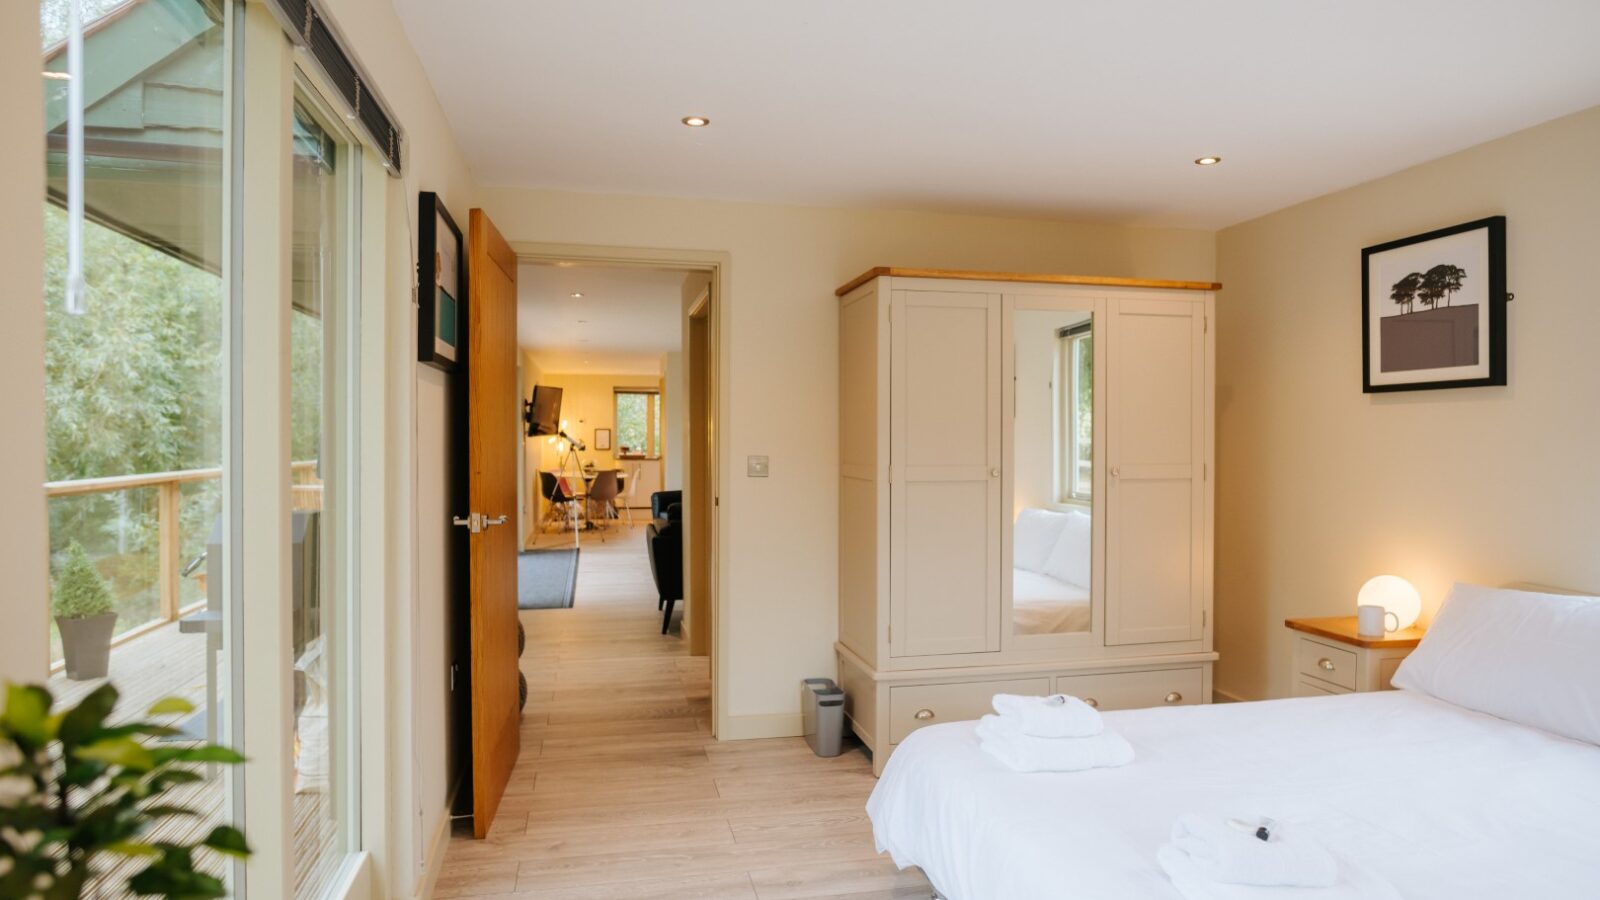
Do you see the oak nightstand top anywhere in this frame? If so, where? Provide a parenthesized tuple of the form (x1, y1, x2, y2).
(1284, 616, 1426, 650)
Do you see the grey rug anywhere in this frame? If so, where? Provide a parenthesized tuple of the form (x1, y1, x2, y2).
(519, 548, 579, 610)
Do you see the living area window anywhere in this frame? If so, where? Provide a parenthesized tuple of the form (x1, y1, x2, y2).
(1058, 323, 1093, 503)
(615, 388, 661, 459)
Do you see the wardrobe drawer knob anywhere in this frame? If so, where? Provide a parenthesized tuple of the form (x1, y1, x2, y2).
(1318, 658, 1335, 671)
(1083, 698, 1098, 709)
(913, 708, 935, 721)
(1164, 692, 1183, 704)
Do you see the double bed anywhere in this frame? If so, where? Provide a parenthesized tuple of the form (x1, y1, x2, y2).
(867, 584, 1600, 899)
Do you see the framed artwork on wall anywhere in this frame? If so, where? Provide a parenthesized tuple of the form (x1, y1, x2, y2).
(418, 192, 464, 371)
(593, 428, 612, 451)
(1362, 216, 1507, 393)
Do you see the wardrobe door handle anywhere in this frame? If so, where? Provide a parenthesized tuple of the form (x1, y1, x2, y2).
(1318, 658, 1335, 672)
(1082, 698, 1098, 709)
(1110, 466, 1121, 478)
(913, 708, 935, 721)
(1165, 692, 1183, 704)
(990, 468, 1001, 478)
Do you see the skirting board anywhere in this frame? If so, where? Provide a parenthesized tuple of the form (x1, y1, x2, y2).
(720, 712, 803, 741)
(326, 851, 372, 900)
(415, 799, 454, 900)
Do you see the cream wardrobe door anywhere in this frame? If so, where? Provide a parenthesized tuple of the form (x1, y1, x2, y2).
(1105, 296, 1205, 645)
(890, 290, 1002, 657)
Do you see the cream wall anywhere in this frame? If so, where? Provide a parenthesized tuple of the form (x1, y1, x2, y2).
(319, 0, 479, 894)
(0, 0, 48, 685)
(1214, 106, 1600, 702)
(662, 351, 686, 491)
(481, 187, 1215, 732)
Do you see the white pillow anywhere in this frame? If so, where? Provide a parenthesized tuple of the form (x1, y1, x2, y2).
(1391, 583, 1600, 745)
(1042, 510, 1092, 588)
(1013, 509, 1071, 573)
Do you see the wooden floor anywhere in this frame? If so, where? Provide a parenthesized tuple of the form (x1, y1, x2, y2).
(436, 522, 931, 899)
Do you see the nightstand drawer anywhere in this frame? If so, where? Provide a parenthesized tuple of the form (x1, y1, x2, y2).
(1294, 677, 1350, 698)
(1296, 638, 1357, 691)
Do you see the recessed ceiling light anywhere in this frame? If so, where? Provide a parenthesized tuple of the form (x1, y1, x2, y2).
(1194, 156, 1222, 166)
(576, 320, 588, 325)
(569, 291, 584, 299)
(681, 116, 710, 128)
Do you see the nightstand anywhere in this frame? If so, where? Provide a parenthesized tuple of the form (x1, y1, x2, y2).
(1284, 616, 1425, 697)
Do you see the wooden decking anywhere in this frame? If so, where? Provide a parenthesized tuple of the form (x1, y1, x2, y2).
(435, 523, 931, 899)
(46, 620, 339, 898)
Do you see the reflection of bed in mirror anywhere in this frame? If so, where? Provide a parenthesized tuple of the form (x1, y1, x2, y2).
(1012, 507, 1090, 634)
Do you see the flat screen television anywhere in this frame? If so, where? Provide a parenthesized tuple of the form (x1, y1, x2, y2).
(526, 385, 563, 437)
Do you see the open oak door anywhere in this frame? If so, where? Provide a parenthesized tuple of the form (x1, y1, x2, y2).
(466, 209, 519, 838)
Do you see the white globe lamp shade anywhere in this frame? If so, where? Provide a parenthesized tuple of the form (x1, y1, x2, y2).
(1357, 575, 1421, 630)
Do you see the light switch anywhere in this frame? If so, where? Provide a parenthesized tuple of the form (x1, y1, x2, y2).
(747, 455, 770, 478)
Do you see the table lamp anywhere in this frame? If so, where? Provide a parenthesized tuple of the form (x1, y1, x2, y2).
(1357, 575, 1421, 633)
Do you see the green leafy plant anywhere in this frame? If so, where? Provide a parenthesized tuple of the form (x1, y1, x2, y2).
(0, 683, 250, 898)
(52, 542, 115, 620)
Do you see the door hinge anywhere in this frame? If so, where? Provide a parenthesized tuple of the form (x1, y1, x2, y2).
(1202, 610, 1208, 628)
(1203, 463, 1208, 481)
(1203, 316, 1209, 334)
(887, 624, 892, 644)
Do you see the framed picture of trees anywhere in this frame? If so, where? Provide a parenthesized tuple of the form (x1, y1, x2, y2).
(1362, 216, 1506, 392)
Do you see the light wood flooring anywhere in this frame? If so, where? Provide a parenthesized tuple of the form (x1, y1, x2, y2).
(435, 522, 931, 899)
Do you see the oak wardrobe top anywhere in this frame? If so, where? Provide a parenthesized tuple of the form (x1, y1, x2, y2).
(835, 266, 1223, 297)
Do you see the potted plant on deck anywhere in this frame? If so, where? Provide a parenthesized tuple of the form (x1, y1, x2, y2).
(53, 541, 117, 680)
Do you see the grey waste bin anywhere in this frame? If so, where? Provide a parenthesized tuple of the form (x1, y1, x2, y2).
(802, 677, 846, 757)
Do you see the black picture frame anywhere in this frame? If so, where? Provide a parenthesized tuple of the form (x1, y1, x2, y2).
(1361, 216, 1506, 393)
(418, 192, 465, 371)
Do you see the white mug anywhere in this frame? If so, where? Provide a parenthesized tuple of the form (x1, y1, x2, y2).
(1357, 604, 1399, 637)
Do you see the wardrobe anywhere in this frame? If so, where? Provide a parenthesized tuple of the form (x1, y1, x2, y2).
(835, 268, 1218, 774)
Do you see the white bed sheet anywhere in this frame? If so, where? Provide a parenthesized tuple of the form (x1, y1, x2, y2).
(867, 690, 1600, 900)
(1012, 569, 1090, 634)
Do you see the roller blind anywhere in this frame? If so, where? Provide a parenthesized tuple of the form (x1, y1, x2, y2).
(263, 0, 404, 174)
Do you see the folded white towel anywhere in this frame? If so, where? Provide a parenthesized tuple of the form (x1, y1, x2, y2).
(991, 692, 1103, 738)
(1164, 815, 1337, 887)
(974, 714, 1133, 773)
(1157, 843, 1401, 900)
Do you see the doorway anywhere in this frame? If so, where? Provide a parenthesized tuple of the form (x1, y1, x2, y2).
(509, 245, 726, 741)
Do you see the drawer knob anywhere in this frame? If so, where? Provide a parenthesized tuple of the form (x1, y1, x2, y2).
(1318, 658, 1335, 671)
(1164, 692, 1183, 704)
(913, 708, 935, 721)
(1083, 697, 1098, 709)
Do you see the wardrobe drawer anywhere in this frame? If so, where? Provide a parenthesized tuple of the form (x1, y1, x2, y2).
(1053, 667, 1204, 711)
(887, 677, 1050, 744)
(1295, 638, 1357, 691)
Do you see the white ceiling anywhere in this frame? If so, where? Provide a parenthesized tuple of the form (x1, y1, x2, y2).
(394, 1, 1600, 229)
(518, 263, 687, 376)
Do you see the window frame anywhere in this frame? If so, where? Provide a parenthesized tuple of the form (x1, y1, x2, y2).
(613, 387, 662, 460)
(1057, 324, 1093, 504)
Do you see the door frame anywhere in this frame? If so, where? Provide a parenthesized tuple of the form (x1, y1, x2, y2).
(506, 241, 730, 738)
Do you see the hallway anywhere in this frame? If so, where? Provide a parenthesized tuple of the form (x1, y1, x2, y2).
(434, 522, 928, 899)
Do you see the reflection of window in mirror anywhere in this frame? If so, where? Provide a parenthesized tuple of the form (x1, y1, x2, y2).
(1012, 311, 1093, 636)
(1058, 323, 1093, 504)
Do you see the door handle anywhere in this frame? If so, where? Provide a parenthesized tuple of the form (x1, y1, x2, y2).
(483, 515, 509, 528)
(452, 513, 483, 534)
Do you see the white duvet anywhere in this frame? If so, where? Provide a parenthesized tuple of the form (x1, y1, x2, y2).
(867, 690, 1600, 899)
(1012, 569, 1090, 634)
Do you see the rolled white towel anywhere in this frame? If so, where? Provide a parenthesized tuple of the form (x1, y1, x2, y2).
(1164, 815, 1337, 887)
(975, 715, 1133, 773)
(991, 692, 1103, 738)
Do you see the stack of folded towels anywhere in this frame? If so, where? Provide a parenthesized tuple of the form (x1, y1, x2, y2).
(975, 693, 1134, 773)
(1157, 815, 1396, 900)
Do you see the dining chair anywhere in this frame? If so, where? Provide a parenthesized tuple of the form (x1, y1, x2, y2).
(539, 471, 580, 533)
(623, 464, 643, 525)
(586, 470, 621, 540)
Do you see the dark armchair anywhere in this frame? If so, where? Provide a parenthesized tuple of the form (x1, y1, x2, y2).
(646, 516, 683, 634)
(651, 490, 682, 522)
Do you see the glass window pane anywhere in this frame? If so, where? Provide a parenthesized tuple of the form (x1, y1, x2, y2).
(289, 96, 355, 898)
(41, 0, 237, 893)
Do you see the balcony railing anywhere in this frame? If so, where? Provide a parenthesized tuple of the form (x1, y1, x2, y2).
(44, 461, 322, 661)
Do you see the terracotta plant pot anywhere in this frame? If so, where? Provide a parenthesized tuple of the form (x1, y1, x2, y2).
(56, 612, 117, 680)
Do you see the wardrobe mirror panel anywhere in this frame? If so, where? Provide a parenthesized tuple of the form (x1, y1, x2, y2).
(1012, 309, 1093, 635)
